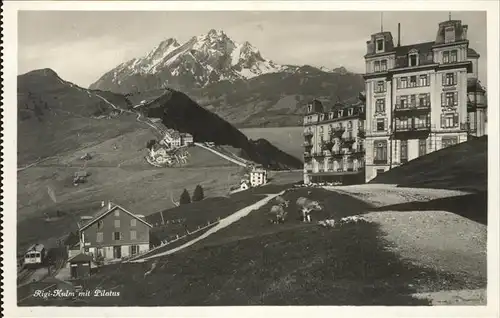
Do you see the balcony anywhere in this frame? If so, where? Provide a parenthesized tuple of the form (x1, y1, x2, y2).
(340, 137, 356, 148)
(303, 141, 313, 149)
(330, 127, 346, 139)
(394, 122, 431, 139)
(394, 103, 430, 115)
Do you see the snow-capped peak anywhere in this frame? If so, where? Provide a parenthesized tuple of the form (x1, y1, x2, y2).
(94, 29, 288, 89)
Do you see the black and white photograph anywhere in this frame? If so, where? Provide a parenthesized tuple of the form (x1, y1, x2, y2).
(1, 1, 499, 317)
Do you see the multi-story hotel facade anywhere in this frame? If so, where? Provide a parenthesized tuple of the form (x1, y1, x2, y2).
(363, 19, 487, 182)
(303, 96, 366, 185)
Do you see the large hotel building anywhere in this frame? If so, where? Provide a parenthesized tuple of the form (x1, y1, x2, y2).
(303, 18, 487, 184)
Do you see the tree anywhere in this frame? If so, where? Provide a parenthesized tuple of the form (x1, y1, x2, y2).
(192, 185, 205, 202)
(179, 189, 191, 205)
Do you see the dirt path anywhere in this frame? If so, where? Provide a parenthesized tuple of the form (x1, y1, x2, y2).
(131, 191, 285, 262)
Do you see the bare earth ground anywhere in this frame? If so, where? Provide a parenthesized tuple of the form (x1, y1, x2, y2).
(327, 184, 487, 305)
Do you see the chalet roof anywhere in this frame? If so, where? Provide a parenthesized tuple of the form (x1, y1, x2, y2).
(68, 253, 93, 263)
(79, 202, 153, 232)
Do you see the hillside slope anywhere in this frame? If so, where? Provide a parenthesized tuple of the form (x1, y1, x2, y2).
(139, 89, 303, 169)
(370, 136, 487, 192)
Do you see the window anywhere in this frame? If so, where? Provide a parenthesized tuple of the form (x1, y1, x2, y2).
(374, 140, 388, 163)
(376, 39, 384, 51)
(419, 75, 428, 86)
(97, 220, 103, 230)
(444, 26, 455, 43)
(397, 95, 408, 109)
(375, 99, 385, 113)
(347, 121, 353, 130)
(131, 219, 137, 227)
(381, 60, 387, 71)
(409, 54, 418, 67)
(348, 108, 353, 116)
(443, 50, 458, 64)
(376, 81, 386, 93)
(114, 220, 120, 228)
(409, 76, 417, 87)
(396, 117, 409, 130)
(450, 50, 457, 62)
(130, 245, 139, 255)
(443, 51, 449, 63)
(400, 77, 408, 89)
(400, 140, 408, 163)
(374, 60, 380, 72)
(113, 232, 121, 241)
(442, 136, 458, 148)
(415, 114, 430, 128)
(419, 139, 427, 156)
(418, 94, 430, 107)
(130, 230, 137, 240)
(410, 95, 416, 107)
(114, 210, 120, 217)
(96, 232, 103, 243)
(441, 113, 459, 128)
(376, 118, 385, 131)
(443, 72, 456, 86)
(442, 92, 458, 107)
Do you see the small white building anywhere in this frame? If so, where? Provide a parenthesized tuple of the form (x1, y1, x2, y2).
(160, 130, 193, 148)
(250, 168, 268, 187)
(240, 180, 250, 191)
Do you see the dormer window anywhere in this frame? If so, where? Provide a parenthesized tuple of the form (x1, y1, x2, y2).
(307, 104, 312, 113)
(408, 49, 419, 67)
(443, 50, 458, 64)
(376, 38, 384, 52)
(329, 112, 334, 119)
(320, 114, 325, 121)
(348, 108, 353, 116)
(338, 111, 343, 117)
(444, 26, 455, 43)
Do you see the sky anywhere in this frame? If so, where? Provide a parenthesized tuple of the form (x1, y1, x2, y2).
(18, 10, 487, 88)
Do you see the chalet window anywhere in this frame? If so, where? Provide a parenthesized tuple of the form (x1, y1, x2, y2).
(114, 210, 120, 217)
(381, 60, 387, 71)
(440, 113, 459, 128)
(130, 245, 139, 255)
(419, 75, 428, 86)
(409, 76, 417, 87)
(400, 77, 408, 88)
(374, 140, 388, 163)
(444, 26, 455, 43)
(442, 92, 458, 107)
(374, 61, 380, 72)
(376, 118, 385, 131)
(130, 230, 137, 240)
(419, 139, 427, 156)
(97, 220, 103, 230)
(113, 232, 121, 241)
(114, 220, 120, 228)
(376, 39, 384, 51)
(348, 108, 353, 116)
(96, 232, 103, 243)
(442, 136, 458, 148)
(376, 81, 385, 93)
(409, 54, 418, 67)
(375, 99, 385, 113)
(131, 219, 137, 227)
(443, 72, 456, 86)
(400, 140, 408, 163)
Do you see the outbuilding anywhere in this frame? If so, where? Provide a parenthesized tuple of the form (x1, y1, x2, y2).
(68, 253, 93, 279)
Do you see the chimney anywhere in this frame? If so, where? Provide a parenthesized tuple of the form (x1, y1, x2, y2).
(108, 201, 112, 210)
(397, 23, 401, 47)
(101, 201, 105, 208)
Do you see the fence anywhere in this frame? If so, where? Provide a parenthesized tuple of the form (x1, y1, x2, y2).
(124, 217, 222, 262)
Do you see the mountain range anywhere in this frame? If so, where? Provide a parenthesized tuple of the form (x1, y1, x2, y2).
(90, 29, 365, 127)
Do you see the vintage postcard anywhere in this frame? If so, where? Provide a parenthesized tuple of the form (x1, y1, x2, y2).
(1, 1, 499, 317)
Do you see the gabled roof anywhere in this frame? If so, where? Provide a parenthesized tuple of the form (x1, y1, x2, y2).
(79, 203, 153, 232)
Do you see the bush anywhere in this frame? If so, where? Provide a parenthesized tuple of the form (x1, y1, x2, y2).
(192, 185, 205, 202)
(179, 189, 191, 205)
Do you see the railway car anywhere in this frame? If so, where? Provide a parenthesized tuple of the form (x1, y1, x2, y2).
(23, 244, 47, 268)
